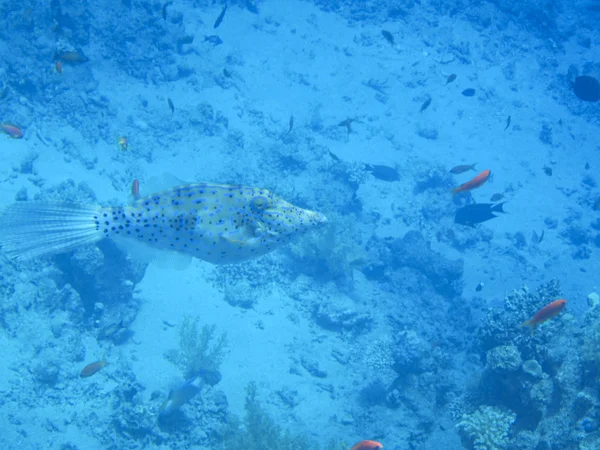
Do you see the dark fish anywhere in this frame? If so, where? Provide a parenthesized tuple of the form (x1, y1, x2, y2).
(245, 0, 259, 14)
(286, 115, 294, 134)
(167, 98, 174, 114)
(98, 320, 126, 341)
(504, 115, 511, 131)
(55, 51, 89, 64)
(450, 163, 477, 174)
(162, 1, 173, 20)
(585, 162, 590, 170)
(461, 88, 475, 97)
(420, 97, 432, 112)
(204, 35, 223, 46)
(381, 30, 394, 46)
(445, 74, 457, 85)
(475, 282, 484, 292)
(490, 193, 504, 202)
(531, 230, 545, 244)
(179, 35, 194, 45)
(338, 118, 356, 135)
(364, 164, 399, 182)
(454, 202, 506, 227)
(543, 165, 552, 176)
(328, 150, 341, 162)
(214, 5, 227, 29)
(223, 68, 232, 78)
(572, 76, 600, 102)
(159, 376, 203, 417)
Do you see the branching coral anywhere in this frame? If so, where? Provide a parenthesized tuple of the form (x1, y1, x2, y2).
(223, 382, 345, 450)
(165, 316, 228, 379)
(456, 405, 516, 450)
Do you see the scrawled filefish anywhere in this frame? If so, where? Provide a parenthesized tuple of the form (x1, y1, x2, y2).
(0, 183, 327, 264)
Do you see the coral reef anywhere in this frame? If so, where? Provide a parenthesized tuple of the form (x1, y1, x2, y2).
(165, 317, 228, 379)
(456, 405, 516, 450)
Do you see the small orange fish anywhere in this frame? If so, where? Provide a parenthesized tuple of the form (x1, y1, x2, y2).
(350, 440, 383, 450)
(131, 179, 140, 200)
(117, 136, 128, 151)
(451, 169, 491, 195)
(80, 354, 107, 378)
(54, 60, 63, 74)
(450, 163, 477, 174)
(521, 299, 567, 333)
(0, 123, 23, 139)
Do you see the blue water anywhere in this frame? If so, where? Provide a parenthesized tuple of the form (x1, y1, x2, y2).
(1, 1, 599, 449)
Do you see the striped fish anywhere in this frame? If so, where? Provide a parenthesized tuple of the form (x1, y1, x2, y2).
(0, 183, 327, 264)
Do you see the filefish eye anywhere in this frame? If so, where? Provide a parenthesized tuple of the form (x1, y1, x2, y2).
(250, 196, 269, 212)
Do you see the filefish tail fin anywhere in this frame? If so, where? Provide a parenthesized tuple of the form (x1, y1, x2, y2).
(492, 202, 506, 214)
(520, 320, 535, 335)
(0, 202, 104, 261)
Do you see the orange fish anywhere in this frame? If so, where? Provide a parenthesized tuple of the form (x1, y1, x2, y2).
(350, 440, 383, 450)
(117, 136, 128, 151)
(521, 299, 567, 333)
(131, 179, 140, 200)
(54, 61, 63, 74)
(0, 123, 23, 139)
(80, 354, 107, 378)
(451, 169, 491, 195)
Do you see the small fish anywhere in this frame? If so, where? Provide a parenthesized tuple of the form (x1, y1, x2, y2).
(351, 440, 383, 450)
(160, 376, 204, 417)
(214, 5, 227, 29)
(461, 88, 476, 97)
(475, 282, 484, 292)
(55, 51, 89, 64)
(223, 68, 232, 78)
(451, 169, 491, 195)
(0, 182, 327, 264)
(419, 97, 432, 112)
(531, 230, 544, 244)
(454, 202, 505, 227)
(0, 123, 24, 139)
(585, 162, 590, 170)
(381, 30, 394, 46)
(286, 115, 294, 134)
(204, 35, 223, 46)
(54, 61, 63, 74)
(328, 150, 341, 162)
(364, 164, 399, 182)
(450, 163, 477, 174)
(504, 115, 511, 131)
(338, 118, 357, 135)
(131, 179, 141, 200)
(162, 1, 173, 20)
(521, 299, 567, 334)
(594, 198, 600, 211)
(543, 165, 552, 176)
(97, 320, 126, 341)
(490, 193, 504, 202)
(167, 98, 174, 114)
(445, 74, 457, 85)
(80, 354, 107, 378)
(117, 136, 128, 151)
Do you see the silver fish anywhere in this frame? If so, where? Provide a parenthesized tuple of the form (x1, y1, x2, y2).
(0, 183, 327, 264)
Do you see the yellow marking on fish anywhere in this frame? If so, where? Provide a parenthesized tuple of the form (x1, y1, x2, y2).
(0, 183, 327, 264)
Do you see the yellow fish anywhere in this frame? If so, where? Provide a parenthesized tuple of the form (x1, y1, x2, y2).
(0, 182, 327, 264)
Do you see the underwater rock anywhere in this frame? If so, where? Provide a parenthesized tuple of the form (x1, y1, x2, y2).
(386, 230, 464, 297)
